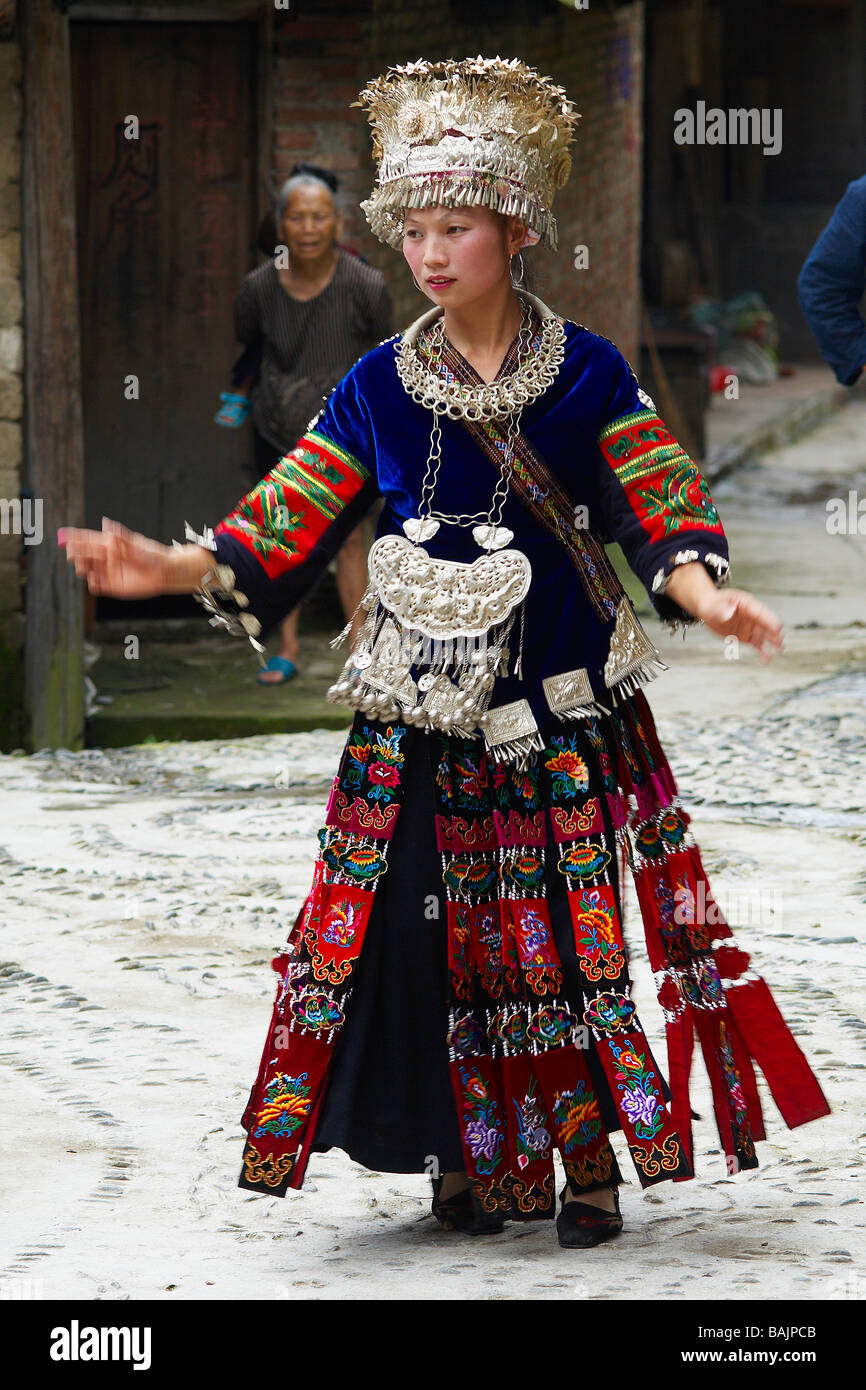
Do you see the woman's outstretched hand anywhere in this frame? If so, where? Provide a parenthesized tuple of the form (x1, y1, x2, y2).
(695, 587, 784, 662)
(663, 561, 783, 662)
(57, 517, 209, 598)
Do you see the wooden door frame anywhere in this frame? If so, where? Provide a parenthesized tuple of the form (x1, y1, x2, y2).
(21, 0, 86, 752)
(20, 0, 273, 750)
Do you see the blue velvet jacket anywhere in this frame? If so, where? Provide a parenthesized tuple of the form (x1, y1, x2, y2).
(199, 309, 730, 733)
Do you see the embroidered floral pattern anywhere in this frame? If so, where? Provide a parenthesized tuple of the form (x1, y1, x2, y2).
(654, 876, 692, 965)
(544, 742, 590, 798)
(527, 1003, 580, 1048)
(500, 848, 545, 893)
(452, 753, 488, 806)
(633, 715, 657, 773)
(491, 759, 540, 812)
(471, 903, 504, 995)
(571, 886, 625, 982)
(446, 1011, 486, 1059)
(289, 987, 344, 1033)
(552, 1081, 602, 1154)
(344, 724, 407, 803)
(458, 1064, 505, 1175)
(489, 1006, 530, 1051)
(434, 752, 453, 803)
(611, 1042, 664, 1139)
(679, 958, 725, 1009)
(598, 408, 725, 542)
(448, 904, 474, 998)
(443, 854, 499, 899)
(512, 906, 550, 962)
(558, 840, 611, 882)
(585, 717, 616, 791)
(254, 1072, 313, 1140)
(237, 680, 820, 1203)
(320, 902, 360, 948)
(612, 710, 642, 784)
(635, 821, 665, 859)
(659, 808, 687, 846)
(584, 991, 636, 1035)
(636, 459, 720, 535)
(320, 834, 389, 886)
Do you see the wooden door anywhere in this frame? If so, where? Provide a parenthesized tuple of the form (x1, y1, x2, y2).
(71, 21, 258, 548)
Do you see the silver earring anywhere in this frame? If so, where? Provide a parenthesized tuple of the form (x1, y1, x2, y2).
(510, 252, 525, 286)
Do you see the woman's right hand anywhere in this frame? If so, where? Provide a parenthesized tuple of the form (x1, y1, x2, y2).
(57, 517, 199, 598)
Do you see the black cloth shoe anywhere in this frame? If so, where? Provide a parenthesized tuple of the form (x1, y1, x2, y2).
(556, 1183, 623, 1249)
(430, 1177, 505, 1235)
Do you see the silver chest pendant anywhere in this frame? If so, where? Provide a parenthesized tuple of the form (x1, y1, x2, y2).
(326, 526, 531, 737)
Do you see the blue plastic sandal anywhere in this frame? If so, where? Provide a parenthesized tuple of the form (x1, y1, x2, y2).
(215, 392, 250, 428)
(256, 656, 297, 685)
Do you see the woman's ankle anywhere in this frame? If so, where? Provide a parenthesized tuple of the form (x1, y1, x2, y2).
(564, 1184, 617, 1212)
(437, 1170, 470, 1201)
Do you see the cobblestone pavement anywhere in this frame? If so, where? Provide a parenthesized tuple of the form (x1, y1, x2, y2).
(2, 405, 865, 1301)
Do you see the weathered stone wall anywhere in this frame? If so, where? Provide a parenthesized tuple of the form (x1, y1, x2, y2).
(0, 32, 24, 747)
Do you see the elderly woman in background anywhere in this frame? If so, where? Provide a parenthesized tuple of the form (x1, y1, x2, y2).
(220, 162, 393, 684)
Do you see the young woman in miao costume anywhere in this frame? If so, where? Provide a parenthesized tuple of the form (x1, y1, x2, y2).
(59, 55, 830, 1249)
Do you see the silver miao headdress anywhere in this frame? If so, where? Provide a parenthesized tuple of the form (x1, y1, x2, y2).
(352, 55, 581, 251)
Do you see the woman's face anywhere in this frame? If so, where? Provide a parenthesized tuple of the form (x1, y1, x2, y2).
(401, 204, 526, 307)
(279, 184, 341, 260)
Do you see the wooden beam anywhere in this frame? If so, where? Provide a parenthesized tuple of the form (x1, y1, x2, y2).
(68, 3, 263, 19)
(21, 0, 85, 750)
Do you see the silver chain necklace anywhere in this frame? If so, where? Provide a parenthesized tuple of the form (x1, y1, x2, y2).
(413, 304, 533, 538)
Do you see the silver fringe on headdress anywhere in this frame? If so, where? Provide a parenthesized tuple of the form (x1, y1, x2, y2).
(352, 55, 581, 251)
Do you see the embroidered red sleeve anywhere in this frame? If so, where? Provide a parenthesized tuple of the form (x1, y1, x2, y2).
(597, 408, 725, 544)
(214, 428, 372, 580)
(593, 346, 730, 623)
(193, 365, 381, 645)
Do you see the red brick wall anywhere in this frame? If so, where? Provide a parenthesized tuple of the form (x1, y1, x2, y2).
(272, 3, 379, 268)
(273, 0, 644, 365)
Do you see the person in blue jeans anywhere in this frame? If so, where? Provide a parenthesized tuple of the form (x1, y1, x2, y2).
(798, 174, 866, 386)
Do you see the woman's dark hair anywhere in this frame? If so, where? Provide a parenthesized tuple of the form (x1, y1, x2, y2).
(289, 161, 339, 195)
(276, 163, 341, 221)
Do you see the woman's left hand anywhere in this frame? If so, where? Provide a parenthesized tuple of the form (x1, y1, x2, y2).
(695, 587, 784, 661)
